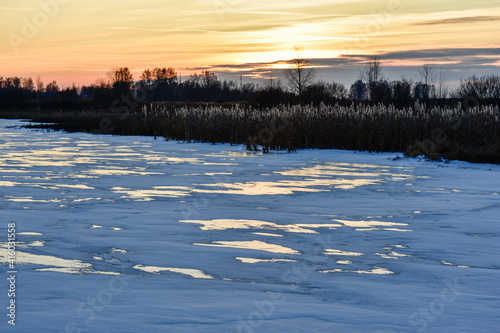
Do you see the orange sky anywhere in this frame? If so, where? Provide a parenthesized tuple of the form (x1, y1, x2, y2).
(1, 0, 499, 87)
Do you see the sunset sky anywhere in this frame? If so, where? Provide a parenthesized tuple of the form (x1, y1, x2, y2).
(1, 0, 499, 88)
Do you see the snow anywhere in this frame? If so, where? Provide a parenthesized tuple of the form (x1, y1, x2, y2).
(0, 118, 499, 332)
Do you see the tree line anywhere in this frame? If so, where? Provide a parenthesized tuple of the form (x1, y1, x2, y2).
(1, 54, 499, 111)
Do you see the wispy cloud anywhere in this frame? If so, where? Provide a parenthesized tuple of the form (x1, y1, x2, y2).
(414, 16, 500, 25)
(104, 26, 208, 34)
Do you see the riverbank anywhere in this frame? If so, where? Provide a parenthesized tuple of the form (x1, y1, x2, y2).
(1, 102, 499, 164)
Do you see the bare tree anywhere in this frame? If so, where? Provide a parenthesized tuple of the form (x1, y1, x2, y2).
(35, 76, 44, 93)
(283, 46, 316, 103)
(35, 76, 44, 109)
(360, 55, 387, 102)
(436, 70, 448, 99)
(418, 62, 435, 100)
(361, 55, 384, 84)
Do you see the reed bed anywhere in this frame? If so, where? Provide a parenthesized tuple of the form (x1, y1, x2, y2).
(19, 102, 499, 164)
(126, 102, 499, 163)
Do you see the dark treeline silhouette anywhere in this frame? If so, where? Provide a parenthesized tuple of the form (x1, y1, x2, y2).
(2, 64, 500, 110)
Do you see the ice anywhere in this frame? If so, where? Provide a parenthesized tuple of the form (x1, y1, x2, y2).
(133, 265, 214, 279)
(0, 118, 499, 332)
(193, 240, 301, 255)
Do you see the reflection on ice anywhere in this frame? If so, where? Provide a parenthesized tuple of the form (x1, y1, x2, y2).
(194, 178, 382, 195)
(86, 168, 162, 176)
(336, 260, 352, 265)
(252, 232, 283, 237)
(320, 266, 394, 275)
(133, 265, 213, 279)
(236, 257, 297, 264)
(111, 186, 191, 200)
(180, 219, 341, 234)
(324, 249, 364, 256)
(35, 267, 121, 275)
(333, 219, 411, 232)
(6, 196, 63, 203)
(375, 251, 410, 259)
(192, 162, 415, 195)
(0, 242, 119, 275)
(194, 240, 300, 254)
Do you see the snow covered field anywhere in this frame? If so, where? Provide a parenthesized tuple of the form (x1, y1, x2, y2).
(0, 118, 499, 332)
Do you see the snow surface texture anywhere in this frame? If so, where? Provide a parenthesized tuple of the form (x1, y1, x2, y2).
(0, 119, 499, 332)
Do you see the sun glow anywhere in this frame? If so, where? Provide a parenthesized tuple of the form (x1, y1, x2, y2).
(0, 0, 498, 85)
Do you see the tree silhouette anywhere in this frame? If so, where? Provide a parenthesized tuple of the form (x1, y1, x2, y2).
(107, 67, 133, 99)
(418, 62, 435, 100)
(283, 46, 315, 103)
(361, 55, 384, 84)
(361, 55, 386, 102)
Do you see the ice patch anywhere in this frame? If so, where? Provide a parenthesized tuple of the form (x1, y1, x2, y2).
(236, 257, 297, 263)
(133, 265, 213, 279)
(252, 232, 284, 237)
(194, 240, 300, 254)
(333, 219, 412, 232)
(320, 266, 394, 275)
(0, 242, 117, 275)
(324, 249, 364, 256)
(336, 260, 353, 265)
(111, 186, 192, 200)
(180, 219, 340, 234)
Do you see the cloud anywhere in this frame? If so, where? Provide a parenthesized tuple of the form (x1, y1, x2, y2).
(414, 16, 500, 25)
(212, 47, 500, 87)
(104, 26, 208, 34)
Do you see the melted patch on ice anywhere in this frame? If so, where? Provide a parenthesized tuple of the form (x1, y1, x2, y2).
(320, 266, 394, 275)
(194, 240, 300, 254)
(180, 219, 340, 234)
(133, 265, 213, 279)
(6, 196, 63, 203)
(333, 219, 412, 232)
(194, 178, 383, 195)
(35, 267, 121, 275)
(251, 232, 284, 237)
(276, 164, 384, 177)
(336, 260, 353, 265)
(111, 186, 192, 200)
(0, 242, 118, 275)
(324, 249, 364, 256)
(236, 257, 297, 264)
(27, 241, 45, 247)
(110, 248, 127, 254)
(376, 251, 410, 259)
(86, 168, 161, 176)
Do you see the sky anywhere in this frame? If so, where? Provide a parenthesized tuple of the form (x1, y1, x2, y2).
(1, 0, 499, 89)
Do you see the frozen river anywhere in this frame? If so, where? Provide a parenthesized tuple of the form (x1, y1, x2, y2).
(0, 118, 499, 332)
